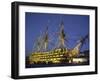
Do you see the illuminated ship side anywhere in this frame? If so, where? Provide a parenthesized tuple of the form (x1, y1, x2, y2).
(28, 21, 89, 65)
(29, 48, 68, 64)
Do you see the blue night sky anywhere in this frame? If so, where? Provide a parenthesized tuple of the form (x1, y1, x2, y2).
(25, 12, 89, 56)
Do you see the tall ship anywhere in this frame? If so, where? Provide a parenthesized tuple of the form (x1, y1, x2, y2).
(26, 21, 89, 67)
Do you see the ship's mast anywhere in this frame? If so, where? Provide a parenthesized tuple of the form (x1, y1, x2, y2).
(43, 26, 49, 51)
(33, 26, 49, 52)
(58, 21, 66, 48)
(33, 20, 68, 52)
